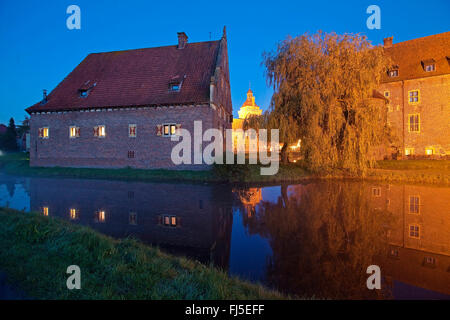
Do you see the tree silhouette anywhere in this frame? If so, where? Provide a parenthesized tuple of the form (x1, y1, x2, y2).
(0, 118, 19, 151)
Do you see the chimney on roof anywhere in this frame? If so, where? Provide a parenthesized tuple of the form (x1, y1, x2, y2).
(177, 32, 188, 49)
(383, 36, 393, 48)
(42, 89, 48, 103)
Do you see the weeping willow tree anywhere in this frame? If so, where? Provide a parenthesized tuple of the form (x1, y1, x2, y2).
(243, 112, 301, 164)
(263, 32, 392, 174)
(237, 181, 395, 299)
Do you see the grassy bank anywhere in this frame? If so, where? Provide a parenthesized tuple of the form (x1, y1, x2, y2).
(366, 160, 450, 185)
(1, 152, 449, 185)
(0, 152, 310, 184)
(0, 207, 284, 299)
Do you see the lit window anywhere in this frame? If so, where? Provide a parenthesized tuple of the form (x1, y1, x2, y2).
(94, 125, 106, 137)
(129, 124, 137, 138)
(409, 196, 420, 214)
(39, 127, 49, 139)
(372, 187, 381, 197)
(405, 148, 414, 156)
(163, 124, 178, 137)
(408, 90, 420, 104)
(409, 224, 420, 239)
(42, 207, 49, 216)
(96, 210, 106, 223)
(424, 256, 436, 265)
(70, 208, 78, 220)
(389, 69, 399, 77)
(425, 147, 434, 155)
(129, 212, 137, 225)
(162, 215, 177, 227)
(408, 114, 420, 132)
(70, 126, 80, 138)
(425, 64, 435, 72)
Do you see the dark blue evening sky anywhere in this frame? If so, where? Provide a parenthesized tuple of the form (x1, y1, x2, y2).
(0, 0, 448, 124)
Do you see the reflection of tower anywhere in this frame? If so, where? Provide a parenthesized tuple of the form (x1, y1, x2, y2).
(238, 188, 262, 217)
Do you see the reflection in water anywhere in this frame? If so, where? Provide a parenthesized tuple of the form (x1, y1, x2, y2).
(0, 174, 448, 299)
(236, 182, 450, 299)
(9, 176, 234, 269)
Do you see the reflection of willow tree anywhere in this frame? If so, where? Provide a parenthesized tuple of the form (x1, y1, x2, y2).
(240, 182, 395, 299)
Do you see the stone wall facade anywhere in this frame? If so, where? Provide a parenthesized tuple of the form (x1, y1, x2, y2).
(29, 104, 231, 170)
(379, 74, 450, 157)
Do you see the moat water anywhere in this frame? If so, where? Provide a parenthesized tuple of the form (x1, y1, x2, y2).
(0, 173, 449, 299)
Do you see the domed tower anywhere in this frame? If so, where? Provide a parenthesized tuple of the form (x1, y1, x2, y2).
(237, 88, 262, 119)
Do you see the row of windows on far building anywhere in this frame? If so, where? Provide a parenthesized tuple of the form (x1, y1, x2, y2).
(371, 188, 423, 239)
(37, 123, 179, 139)
(388, 246, 438, 269)
(387, 62, 436, 78)
(40, 207, 178, 227)
(383, 89, 421, 104)
(379, 107, 435, 155)
(371, 188, 422, 214)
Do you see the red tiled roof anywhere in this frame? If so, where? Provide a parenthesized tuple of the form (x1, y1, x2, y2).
(26, 40, 221, 113)
(382, 31, 450, 83)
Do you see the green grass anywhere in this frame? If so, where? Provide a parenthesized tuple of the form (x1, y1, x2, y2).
(0, 207, 285, 300)
(1, 152, 449, 185)
(367, 160, 450, 185)
(0, 152, 215, 183)
(375, 160, 450, 171)
(0, 152, 310, 184)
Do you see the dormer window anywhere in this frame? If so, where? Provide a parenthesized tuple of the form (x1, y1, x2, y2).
(422, 59, 436, 72)
(78, 80, 97, 98)
(169, 75, 185, 92)
(388, 69, 399, 77)
(425, 64, 435, 72)
(170, 83, 180, 92)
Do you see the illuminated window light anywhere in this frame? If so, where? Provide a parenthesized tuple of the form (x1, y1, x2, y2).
(70, 126, 80, 138)
(42, 207, 49, 216)
(39, 127, 49, 139)
(162, 215, 177, 227)
(94, 125, 106, 137)
(70, 208, 78, 220)
(96, 210, 106, 223)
